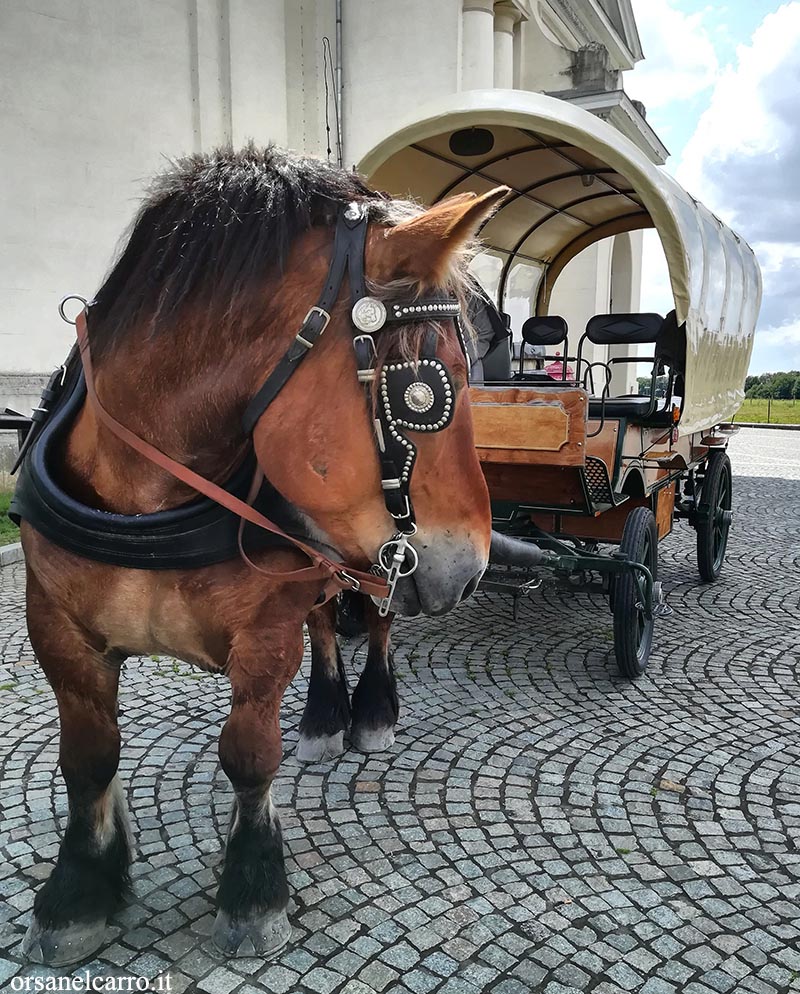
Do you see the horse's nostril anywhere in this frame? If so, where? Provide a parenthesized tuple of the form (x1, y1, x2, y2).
(460, 570, 482, 601)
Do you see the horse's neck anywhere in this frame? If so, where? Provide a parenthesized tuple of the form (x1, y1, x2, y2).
(62, 353, 250, 515)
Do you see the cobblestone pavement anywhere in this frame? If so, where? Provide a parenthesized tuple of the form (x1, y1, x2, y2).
(1, 429, 799, 994)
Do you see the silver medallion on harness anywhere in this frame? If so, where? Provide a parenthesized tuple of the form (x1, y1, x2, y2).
(404, 381, 435, 413)
(351, 296, 387, 332)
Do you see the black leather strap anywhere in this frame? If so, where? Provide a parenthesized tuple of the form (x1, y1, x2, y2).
(243, 204, 369, 435)
(11, 347, 77, 475)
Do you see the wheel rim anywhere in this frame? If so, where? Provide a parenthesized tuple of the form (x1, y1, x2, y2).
(711, 467, 732, 572)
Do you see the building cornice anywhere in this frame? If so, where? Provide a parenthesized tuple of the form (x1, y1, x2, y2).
(540, 0, 642, 69)
(500, 0, 533, 19)
(555, 89, 669, 164)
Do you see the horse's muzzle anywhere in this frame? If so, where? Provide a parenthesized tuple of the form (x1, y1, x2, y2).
(387, 533, 488, 618)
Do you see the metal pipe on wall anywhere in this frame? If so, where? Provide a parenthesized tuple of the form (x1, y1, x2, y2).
(335, 0, 343, 166)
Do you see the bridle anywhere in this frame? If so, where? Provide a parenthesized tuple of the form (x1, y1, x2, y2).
(74, 201, 464, 615)
(243, 200, 463, 613)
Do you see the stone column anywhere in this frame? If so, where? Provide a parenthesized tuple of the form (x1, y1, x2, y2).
(462, 0, 496, 90)
(493, 2, 521, 89)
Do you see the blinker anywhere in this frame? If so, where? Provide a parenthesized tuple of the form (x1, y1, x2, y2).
(380, 359, 455, 434)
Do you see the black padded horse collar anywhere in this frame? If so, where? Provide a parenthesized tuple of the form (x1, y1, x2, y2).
(9, 356, 330, 570)
(243, 202, 461, 541)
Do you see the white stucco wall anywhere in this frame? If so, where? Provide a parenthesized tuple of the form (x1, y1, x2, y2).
(549, 241, 612, 362)
(0, 0, 289, 383)
(517, 8, 574, 94)
(343, 0, 462, 165)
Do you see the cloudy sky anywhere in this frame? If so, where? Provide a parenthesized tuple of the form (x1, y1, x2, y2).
(625, 0, 800, 373)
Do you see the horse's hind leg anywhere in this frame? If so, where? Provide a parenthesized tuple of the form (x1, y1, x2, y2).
(213, 622, 304, 958)
(296, 600, 350, 762)
(350, 601, 398, 753)
(22, 571, 130, 966)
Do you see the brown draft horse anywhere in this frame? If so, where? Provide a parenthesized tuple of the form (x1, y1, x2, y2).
(19, 146, 506, 965)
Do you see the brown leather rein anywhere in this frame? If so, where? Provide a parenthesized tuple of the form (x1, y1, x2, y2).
(74, 309, 389, 602)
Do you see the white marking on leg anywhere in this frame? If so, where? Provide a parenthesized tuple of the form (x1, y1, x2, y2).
(94, 775, 131, 853)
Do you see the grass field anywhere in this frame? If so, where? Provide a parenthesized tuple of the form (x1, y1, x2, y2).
(733, 398, 800, 425)
(0, 491, 19, 546)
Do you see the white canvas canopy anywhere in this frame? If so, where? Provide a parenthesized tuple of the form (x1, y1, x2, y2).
(358, 90, 761, 436)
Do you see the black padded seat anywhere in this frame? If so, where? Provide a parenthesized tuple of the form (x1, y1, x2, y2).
(515, 370, 561, 384)
(585, 313, 663, 345)
(521, 315, 568, 347)
(588, 395, 671, 421)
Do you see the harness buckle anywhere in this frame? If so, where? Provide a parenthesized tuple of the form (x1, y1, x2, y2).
(354, 333, 377, 382)
(389, 494, 412, 521)
(295, 306, 331, 349)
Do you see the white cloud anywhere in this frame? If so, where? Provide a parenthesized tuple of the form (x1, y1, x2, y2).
(677, 3, 800, 207)
(627, 0, 719, 109)
(673, 3, 800, 372)
(748, 322, 800, 374)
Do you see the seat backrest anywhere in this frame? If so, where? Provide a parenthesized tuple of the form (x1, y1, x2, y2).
(481, 336, 512, 381)
(521, 315, 568, 347)
(585, 313, 663, 346)
(655, 309, 686, 373)
(466, 284, 511, 360)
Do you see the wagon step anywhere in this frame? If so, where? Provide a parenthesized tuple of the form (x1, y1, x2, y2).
(637, 580, 673, 618)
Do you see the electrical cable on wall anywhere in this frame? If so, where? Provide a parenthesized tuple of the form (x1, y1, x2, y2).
(322, 36, 342, 167)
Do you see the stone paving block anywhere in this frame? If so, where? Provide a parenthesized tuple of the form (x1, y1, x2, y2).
(640, 980, 678, 994)
(303, 966, 345, 994)
(257, 964, 300, 993)
(358, 960, 400, 991)
(197, 966, 242, 994)
(404, 968, 440, 994)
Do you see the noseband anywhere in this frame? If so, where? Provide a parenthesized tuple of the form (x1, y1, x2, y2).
(74, 202, 464, 615)
(243, 202, 464, 614)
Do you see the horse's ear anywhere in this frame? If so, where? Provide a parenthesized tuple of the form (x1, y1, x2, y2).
(385, 186, 510, 284)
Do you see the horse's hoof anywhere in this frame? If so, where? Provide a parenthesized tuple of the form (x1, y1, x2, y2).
(23, 917, 108, 967)
(296, 730, 345, 763)
(212, 908, 291, 958)
(351, 725, 395, 753)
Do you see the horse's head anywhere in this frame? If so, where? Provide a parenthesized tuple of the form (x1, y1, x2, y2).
(252, 189, 507, 616)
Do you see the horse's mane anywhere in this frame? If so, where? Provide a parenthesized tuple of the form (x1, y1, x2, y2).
(90, 143, 392, 356)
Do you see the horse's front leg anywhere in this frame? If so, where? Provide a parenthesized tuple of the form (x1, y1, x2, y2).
(212, 621, 304, 958)
(350, 600, 399, 753)
(23, 569, 131, 967)
(296, 599, 351, 762)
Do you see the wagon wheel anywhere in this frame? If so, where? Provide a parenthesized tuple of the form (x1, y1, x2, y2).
(696, 451, 733, 582)
(613, 507, 658, 679)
